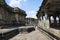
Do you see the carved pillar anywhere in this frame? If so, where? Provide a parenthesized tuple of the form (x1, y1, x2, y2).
(53, 15, 57, 27)
(48, 15, 51, 27)
(56, 15, 60, 27)
(42, 16, 44, 20)
(59, 15, 60, 27)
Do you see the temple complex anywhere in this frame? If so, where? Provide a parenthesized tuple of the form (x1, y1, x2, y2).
(1, 0, 60, 40)
(36, 0, 60, 38)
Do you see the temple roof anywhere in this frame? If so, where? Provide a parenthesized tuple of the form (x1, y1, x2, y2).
(36, 0, 48, 17)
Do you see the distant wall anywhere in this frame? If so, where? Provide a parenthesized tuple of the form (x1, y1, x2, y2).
(25, 18, 38, 26)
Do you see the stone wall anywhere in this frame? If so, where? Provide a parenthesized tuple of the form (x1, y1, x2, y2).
(25, 18, 38, 26)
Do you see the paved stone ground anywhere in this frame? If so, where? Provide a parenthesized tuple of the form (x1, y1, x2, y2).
(9, 28, 52, 40)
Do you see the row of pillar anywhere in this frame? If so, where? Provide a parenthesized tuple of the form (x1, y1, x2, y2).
(49, 15, 60, 28)
(39, 14, 60, 28)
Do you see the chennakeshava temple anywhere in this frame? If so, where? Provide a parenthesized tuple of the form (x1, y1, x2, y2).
(0, 0, 27, 27)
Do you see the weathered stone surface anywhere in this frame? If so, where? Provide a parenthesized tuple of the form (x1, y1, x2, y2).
(10, 29, 52, 40)
(0, 0, 27, 27)
(0, 29, 19, 40)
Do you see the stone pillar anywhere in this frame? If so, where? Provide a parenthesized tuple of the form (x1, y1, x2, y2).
(40, 16, 43, 20)
(48, 15, 51, 27)
(53, 15, 57, 27)
(15, 13, 19, 24)
(59, 15, 60, 27)
(56, 15, 60, 27)
(42, 16, 43, 20)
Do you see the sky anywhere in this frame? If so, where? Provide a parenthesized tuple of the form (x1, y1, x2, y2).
(5, 0, 43, 19)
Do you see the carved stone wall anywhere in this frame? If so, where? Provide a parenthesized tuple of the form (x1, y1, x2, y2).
(0, 0, 27, 26)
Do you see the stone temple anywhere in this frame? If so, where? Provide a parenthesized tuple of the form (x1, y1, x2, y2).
(36, 0, 60, 38)
(0, 0, 27, 28)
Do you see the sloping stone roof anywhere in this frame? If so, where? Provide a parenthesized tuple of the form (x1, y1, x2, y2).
(36, 0, 47, 17)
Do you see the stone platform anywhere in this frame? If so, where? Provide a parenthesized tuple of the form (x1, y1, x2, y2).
(0, 26, 35, 40)
(0, 28, 19, 40)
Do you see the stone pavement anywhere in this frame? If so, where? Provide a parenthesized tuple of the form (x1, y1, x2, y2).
(9, 28, 52, 40)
